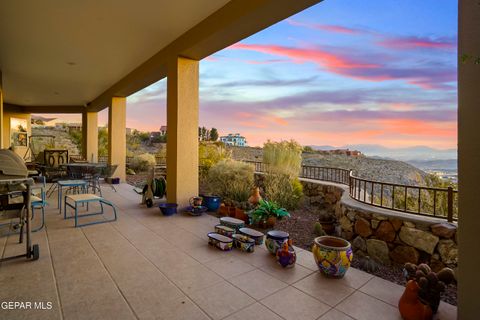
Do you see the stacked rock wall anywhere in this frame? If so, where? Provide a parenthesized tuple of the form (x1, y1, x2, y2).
(303, 179, 457, 271)
(256, 173, 458, 271)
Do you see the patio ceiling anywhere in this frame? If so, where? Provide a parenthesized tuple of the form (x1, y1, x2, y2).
(0, 0, 322, 112)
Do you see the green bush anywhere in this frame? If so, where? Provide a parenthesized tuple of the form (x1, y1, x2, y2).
(206, 159, 254, 203)
(129, 153, 156, 172)
(263, 140, 303, 210)
(199, 142, 231, 179)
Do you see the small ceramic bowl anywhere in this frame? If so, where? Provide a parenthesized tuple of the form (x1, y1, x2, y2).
(232, 234, 255, 253)
(239, 227, 264, 245)
(208, 232, 233, 251)
(215, 224, 235, 238)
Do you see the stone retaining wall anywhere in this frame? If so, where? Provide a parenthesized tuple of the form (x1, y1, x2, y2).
(255, 173, 458, 271)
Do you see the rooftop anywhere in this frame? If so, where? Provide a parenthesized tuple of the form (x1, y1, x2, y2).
(0, 184, 456, 320)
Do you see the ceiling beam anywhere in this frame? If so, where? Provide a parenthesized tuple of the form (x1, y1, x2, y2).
(87, 0, 322, 111)
(4, 103, 86, 114)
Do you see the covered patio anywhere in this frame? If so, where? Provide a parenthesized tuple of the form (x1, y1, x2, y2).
(0, 184, 457, 320)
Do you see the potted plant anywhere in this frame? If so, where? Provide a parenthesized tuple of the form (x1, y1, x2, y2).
(318, 210, 336, 235)
(401, 263, 455, 316)
(248, 199, 290, 228)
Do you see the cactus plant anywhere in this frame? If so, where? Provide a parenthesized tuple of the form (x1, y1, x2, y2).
(403, 262, 455, 313)
(313, 222, 326, 236)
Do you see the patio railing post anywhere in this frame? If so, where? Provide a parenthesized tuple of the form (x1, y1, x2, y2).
(447, 186, 454, 222)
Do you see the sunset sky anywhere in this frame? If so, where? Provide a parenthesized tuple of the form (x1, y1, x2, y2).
(46, 0, 458, 149)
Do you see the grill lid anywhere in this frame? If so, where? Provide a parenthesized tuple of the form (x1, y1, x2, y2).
(0, 149, 28, 178)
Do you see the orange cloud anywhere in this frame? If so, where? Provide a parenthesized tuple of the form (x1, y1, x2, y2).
(378, 119, 456, 138)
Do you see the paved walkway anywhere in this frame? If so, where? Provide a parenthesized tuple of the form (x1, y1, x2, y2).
(0, 183, 457, 320)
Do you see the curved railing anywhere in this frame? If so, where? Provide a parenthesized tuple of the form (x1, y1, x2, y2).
(243, 160, 457, 222)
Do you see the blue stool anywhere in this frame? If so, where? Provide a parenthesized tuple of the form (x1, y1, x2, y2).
(57, 180, 88, 213)
(64, 194, 117, 227)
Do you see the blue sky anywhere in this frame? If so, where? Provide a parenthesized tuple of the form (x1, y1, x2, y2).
(83, 0, 459, 148)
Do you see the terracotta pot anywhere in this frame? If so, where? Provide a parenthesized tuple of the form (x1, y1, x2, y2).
(218, 204, 229, 216)
(398, 280, 433, 320)
(320, 220, 336, 235)
(228, 206, 236, 217)
(266, 216, 276, 228)
(312, 236, 353, 278)
(235, 208, 247, 222)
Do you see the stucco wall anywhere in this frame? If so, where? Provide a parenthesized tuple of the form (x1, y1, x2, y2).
(2, 111, 31, 159)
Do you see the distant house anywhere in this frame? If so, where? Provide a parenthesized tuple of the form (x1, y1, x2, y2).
(220, 133, 247, 147)
(55, 122, 82, 132)
(159, 126, 167, 135)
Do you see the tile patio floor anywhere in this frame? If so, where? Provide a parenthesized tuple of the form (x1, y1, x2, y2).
(0, 183, 457, 320)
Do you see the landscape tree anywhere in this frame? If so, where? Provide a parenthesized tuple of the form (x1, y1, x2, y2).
(210, 128, 219, 141)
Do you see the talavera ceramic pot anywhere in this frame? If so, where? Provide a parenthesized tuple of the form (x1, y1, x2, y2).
(312, 236, 353, 278)
(265, 230, 289, 255)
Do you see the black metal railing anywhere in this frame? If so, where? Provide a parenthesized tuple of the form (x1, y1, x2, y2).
(243, 160, 457, 222)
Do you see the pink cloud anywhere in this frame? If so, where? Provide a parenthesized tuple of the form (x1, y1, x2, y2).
(229, 43, 456, 89)
(286, 19, 361, 34)
(230, 43, 379, 71)
(377, 36, 456, 50)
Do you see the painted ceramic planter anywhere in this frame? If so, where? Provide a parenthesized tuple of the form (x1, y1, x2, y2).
(219, 217, 245, 231)
(215, 224, 235, 238)
(265, 230, 289, 255)
(202, 195, 221, 212)
(208, 232, 233, 251)
(232, 234, 255, 253)
(312, 236, 353, 278)
(276, 241, 296, 268)
(239, 227, 264, 245)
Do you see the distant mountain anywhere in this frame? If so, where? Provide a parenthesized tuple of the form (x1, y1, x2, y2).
(308, 145, 336, 151)
(407, 159, 457, 170)
(309, 144, 457, 161)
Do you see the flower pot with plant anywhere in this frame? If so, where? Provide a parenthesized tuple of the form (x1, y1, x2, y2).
(402, 263, 455, 316)
(248, 199, 290, 228)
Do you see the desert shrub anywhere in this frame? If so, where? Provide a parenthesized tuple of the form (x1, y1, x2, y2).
(199, 142, 231, 179)
(263, 140, 302, 177)
(129, 153, 156, 172)
(206, 160, 254, 202)
(263, 140, 303, 209)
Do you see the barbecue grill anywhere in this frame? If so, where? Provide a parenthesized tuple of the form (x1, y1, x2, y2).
(0, 149, 40, 262)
